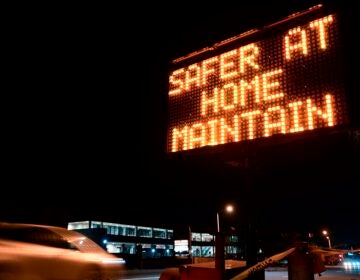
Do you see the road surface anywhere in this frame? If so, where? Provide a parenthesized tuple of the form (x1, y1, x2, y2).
(118, 266, 360, 280)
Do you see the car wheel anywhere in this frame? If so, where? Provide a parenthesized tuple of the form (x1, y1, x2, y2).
(0, 272, 16, 280)
(81, 267, 102, 280)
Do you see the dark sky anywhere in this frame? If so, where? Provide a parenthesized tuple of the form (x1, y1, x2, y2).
(3, 1, 359, 248)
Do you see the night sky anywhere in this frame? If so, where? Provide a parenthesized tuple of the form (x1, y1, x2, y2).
(3, 0, 359, 249)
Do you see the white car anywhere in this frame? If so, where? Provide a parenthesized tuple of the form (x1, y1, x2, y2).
(0, 222, 125, 280)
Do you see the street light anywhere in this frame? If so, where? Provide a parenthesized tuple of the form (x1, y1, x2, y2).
(216, 204, 234, 233)
(215, 204, 234, 280)
(322, 230, 332, 248)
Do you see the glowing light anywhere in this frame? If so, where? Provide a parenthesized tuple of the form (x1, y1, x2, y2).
(220, 49, 238, 80)
(171, 95, 337, 152)
(285, 27, 308, 60)
(225, 205, 234, 213)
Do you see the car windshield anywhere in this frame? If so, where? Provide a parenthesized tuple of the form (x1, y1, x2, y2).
(0, 223, 107, 254)
(50, 226, 108, 253)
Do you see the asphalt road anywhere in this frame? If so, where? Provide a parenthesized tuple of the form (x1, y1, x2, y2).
(119, 266, 360, 280)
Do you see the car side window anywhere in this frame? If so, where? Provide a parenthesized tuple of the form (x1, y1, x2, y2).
(0, 226, 76, 250)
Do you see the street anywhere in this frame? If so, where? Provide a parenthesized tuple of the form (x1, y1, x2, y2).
(118, 266, 360, 280)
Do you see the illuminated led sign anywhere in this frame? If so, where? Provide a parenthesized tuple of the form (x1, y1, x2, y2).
(167, 8, 348, 153)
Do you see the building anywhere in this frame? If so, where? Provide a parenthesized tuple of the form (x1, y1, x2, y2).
(68, 221, 174, 258)
(68, 221, 244, 260)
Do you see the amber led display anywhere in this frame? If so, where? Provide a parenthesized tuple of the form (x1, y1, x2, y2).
(167, 12, 347, 153)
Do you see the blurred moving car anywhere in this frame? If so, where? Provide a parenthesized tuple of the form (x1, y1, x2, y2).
(0, 222, 125, 280)
(343, 251, 360, 271)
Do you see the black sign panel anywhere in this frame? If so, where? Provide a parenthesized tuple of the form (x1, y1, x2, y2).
(167, 7, 348, 153)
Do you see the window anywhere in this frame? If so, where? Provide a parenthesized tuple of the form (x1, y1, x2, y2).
(137, 226, 152, 238)
(153, 228, 166, 239)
